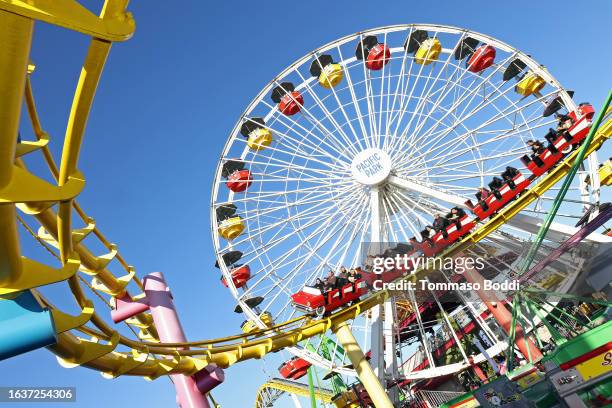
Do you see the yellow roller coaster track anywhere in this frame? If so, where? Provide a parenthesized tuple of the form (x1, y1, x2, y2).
(1, 0, 611, 380)
(255, 378, 337, 407)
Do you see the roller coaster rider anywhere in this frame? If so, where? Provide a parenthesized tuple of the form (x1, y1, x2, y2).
(501, 166, 519, 189)
(433, 213, 450, 239)
(488, 176, 504, 200)
(446, 206, 466, 229)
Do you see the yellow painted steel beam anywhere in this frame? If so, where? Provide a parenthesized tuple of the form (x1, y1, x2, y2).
(0, 10, 33, 287)
(41, 291, 389, 377)
(254, 378, 336, 407)
(0, 0, 135, 42)
(333, 321, 393, 408)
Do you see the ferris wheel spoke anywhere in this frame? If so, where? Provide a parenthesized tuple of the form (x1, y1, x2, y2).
(407, 125, 532, 172)
(240, 191, 368, 299)
(403, 45, 475, 144)
(356, 33, 380, 143)
(260, 198, 371, 311)
(245, 138, 347, 174)
(391, 190, 435, 229)
(246, 156, 349, 181)
(402, 54, 519, 154)
(220, 181, 353, 207)
(313, 56, 367, 153)
(236, 188, 358, 243)
(388, 175, 467, 209)
(261, 99, 352, 162)
(414, 149, 527, 181)
(384, 192, 421, 239)
(294, 71, 361, 153)
(376, 32, 393, 148)
(270, 79, 351, 152)
(237, 187, 365, 268)
(392, 34, 464, 153)
(336, 47, 370, 144)
(387, 43, 434, 144)
(238, 189, 354, 224)
(241, 117, 347, 169)
(406, 89, 557, 169)
(383, 28, 415, 143)
(382, 192, 419, 241)
(394, 50, 517, 155)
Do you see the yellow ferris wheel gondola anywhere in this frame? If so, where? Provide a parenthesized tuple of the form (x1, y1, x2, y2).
(515, 71, 546, 96)
(310, 54, 344, 89)
(218, 216, 245, 240)
(240, 117, 273, 151)
(414, 38, 442, 65)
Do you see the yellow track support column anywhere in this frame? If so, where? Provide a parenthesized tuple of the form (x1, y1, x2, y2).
(332, 321, 393, 408)
(0, 10, 33, 286)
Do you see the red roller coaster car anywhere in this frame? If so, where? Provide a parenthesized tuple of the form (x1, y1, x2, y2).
(467, 172, 531, 221)
(410, 215, 476, 257)
(523, 104, 595, 177)
(291, 279, 368, 317)
(278, 356, 311, 380)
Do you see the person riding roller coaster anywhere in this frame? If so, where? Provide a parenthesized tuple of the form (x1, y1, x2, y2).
(526, 139, 546, 167)
(323, 270, 337, 292)
(488, 176, 504, 200)
(501, 166, 519, 189)
(446, 206, 466, 230)
(347, 268, 361, 283)
(337, 266, 349, 288)
(433, 213, 450, 239)
(463, 187, 491, 212)
(420, 225, 436, 244)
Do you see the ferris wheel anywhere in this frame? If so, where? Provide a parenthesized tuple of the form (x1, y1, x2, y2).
(210, 24, 604, 388)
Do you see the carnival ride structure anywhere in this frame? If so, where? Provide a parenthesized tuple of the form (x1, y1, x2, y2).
(0, 1, 611, 407)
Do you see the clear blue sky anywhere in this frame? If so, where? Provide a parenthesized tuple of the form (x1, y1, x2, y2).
(5, 0, 611, 407)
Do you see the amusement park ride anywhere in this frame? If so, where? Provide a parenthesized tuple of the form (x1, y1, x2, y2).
(1, 1, 611, 407)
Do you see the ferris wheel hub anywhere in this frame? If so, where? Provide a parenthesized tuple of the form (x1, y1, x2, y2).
(350, 148, 392, 186)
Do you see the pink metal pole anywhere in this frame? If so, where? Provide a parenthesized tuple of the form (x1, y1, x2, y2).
(144, 272, 217, 408)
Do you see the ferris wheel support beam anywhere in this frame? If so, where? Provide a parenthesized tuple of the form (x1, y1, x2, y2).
(368, 187, 385, 382)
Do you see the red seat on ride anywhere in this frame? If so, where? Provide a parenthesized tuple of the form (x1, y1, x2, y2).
(271, 82, 303, 116)
(567, 104, 595, 141)
(366, 44, 391, 70)
(220, 265, 251, 288)
(569, 103, 595, 122)
(466, 45, 496, 73)
(356, 35, 390, 71)
(472, 173, 531, 220)
(226, 169, 253, 192)
(279, 357, 311, 380)
(279, 91, 304, 116)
